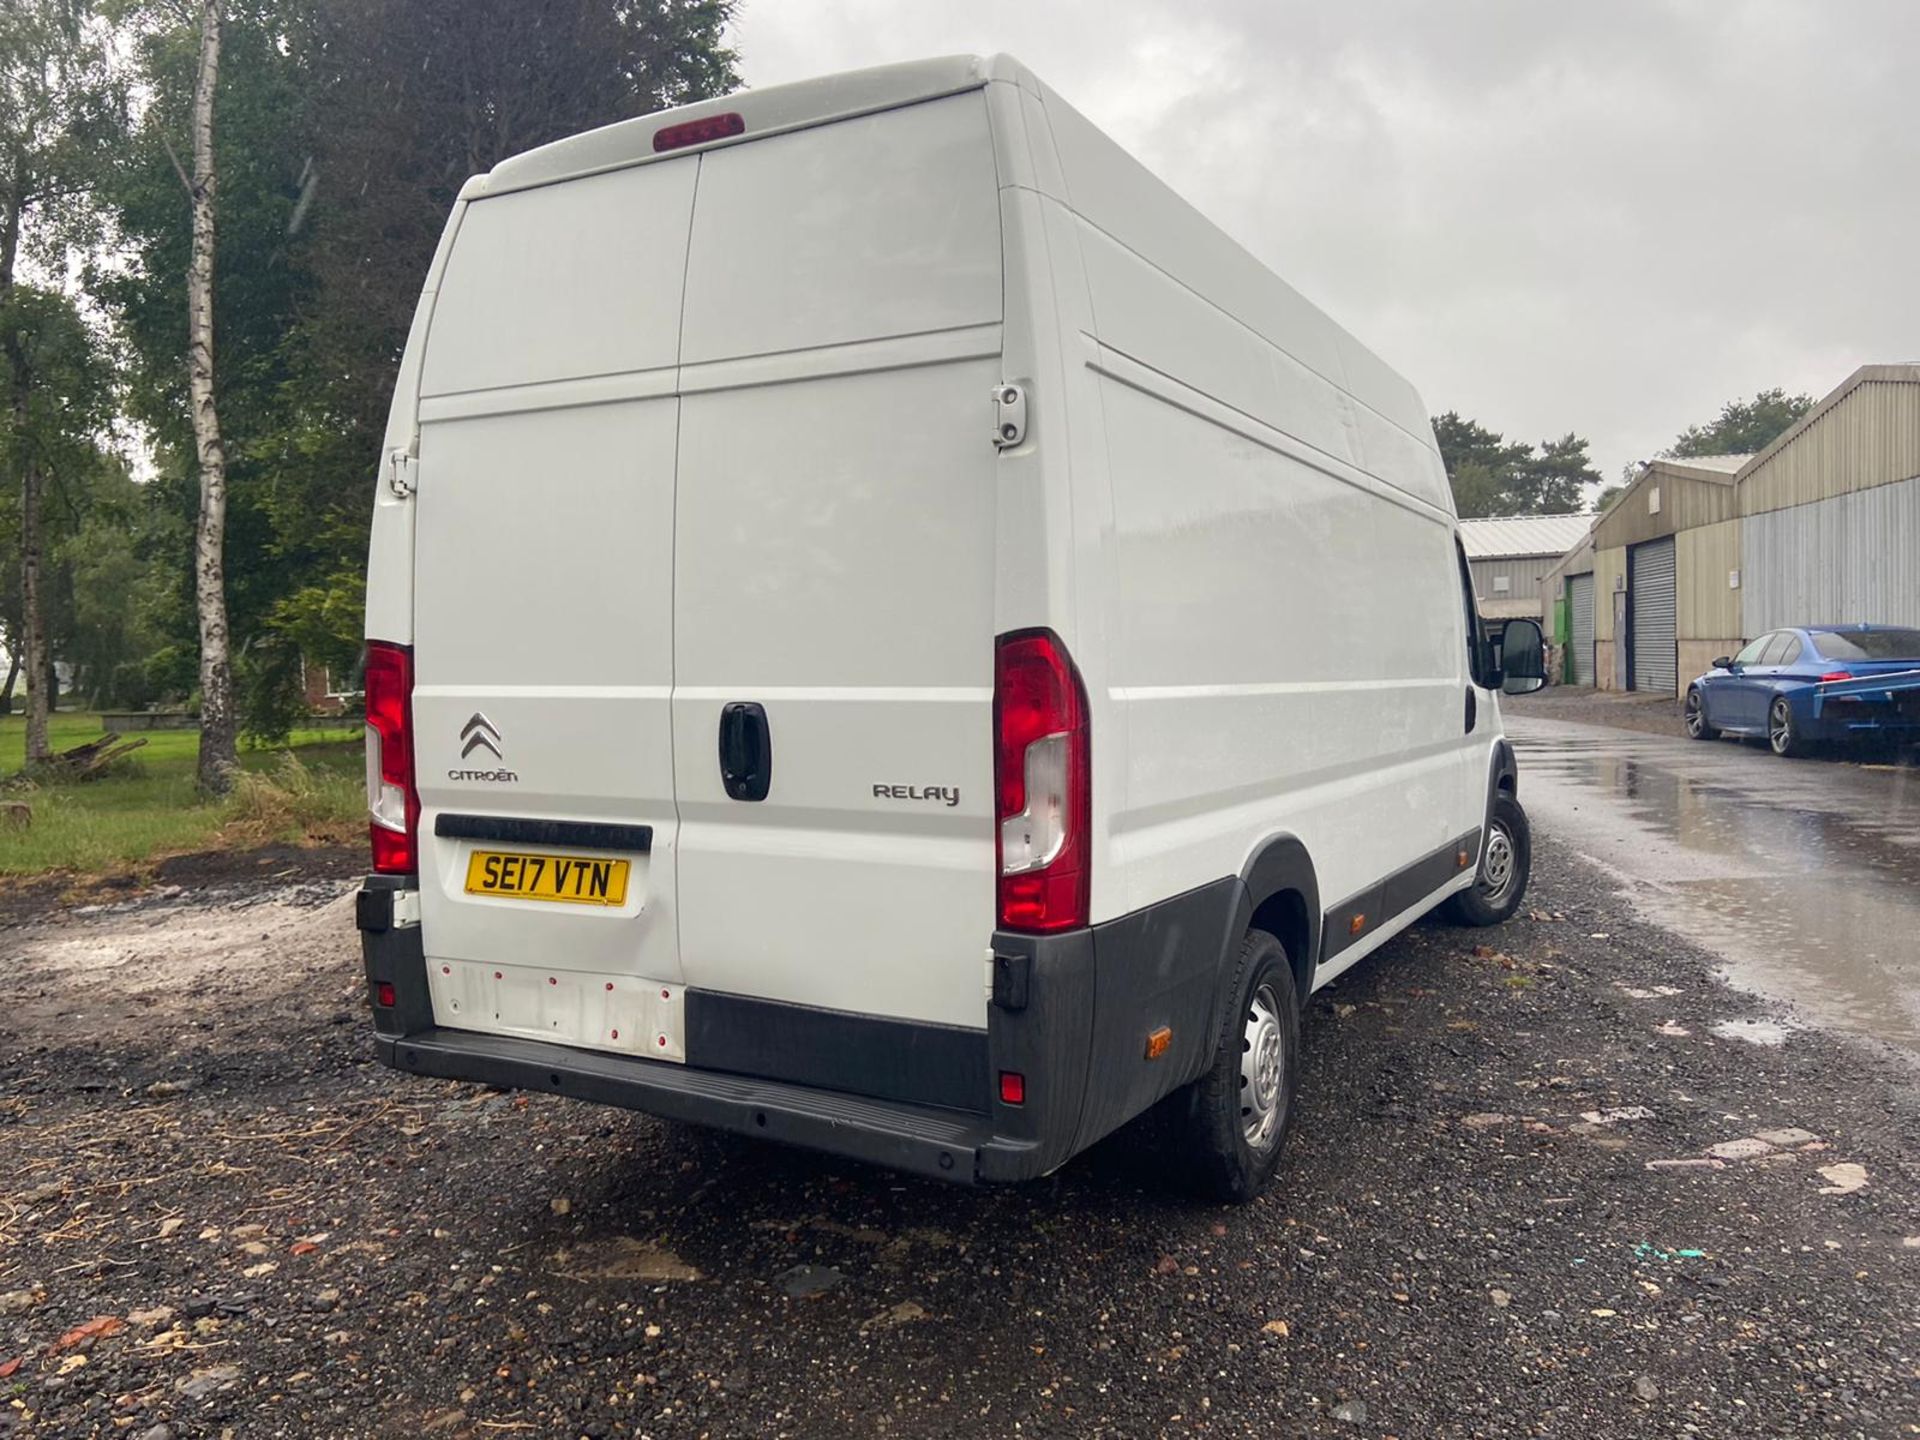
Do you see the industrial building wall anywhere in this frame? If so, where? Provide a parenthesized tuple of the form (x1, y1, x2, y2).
(1592, 546, 1626, 688)
(1742, 472, 1920, 630)
(1739, 379, 1920, 516)
(1469, 554, 1560, 613)
(1676, 518, 1744, 685)
(1593, 473, 1739, 550)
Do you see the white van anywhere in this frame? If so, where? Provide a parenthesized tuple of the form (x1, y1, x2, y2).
(357, 54, 1546, 1201)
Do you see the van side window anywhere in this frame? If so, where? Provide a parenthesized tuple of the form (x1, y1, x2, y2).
(1455, 542, 1492, 687)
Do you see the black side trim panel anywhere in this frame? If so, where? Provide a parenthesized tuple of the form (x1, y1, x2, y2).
(1321, 830, 1482, 965)
(982, 928, 1096, 1182)
(1239, 834, 1322, 985)
(360, 886, 432, 1039)
(1488, 737, 1518, 809)
(382, 1029, 989, 1184)
(1076, 877, 1244, 1154)
(684, 991, 989, 1115)
(434, 813, 654, 853)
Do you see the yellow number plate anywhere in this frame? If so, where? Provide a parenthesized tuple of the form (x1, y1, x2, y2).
(463, 850, 630, 907)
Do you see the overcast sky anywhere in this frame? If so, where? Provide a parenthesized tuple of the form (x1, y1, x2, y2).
(730, 1, 1919, 487)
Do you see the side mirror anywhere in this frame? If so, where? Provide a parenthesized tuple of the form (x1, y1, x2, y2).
(1711, 656, 1734, 671)
(1497, 618, 1547, 695)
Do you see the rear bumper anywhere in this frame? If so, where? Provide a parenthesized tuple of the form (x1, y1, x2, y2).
(378, 1026, 996, 1182)
(359, 870, 1254, 1185)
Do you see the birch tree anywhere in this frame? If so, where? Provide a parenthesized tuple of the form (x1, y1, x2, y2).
(184, 0, 234, 793)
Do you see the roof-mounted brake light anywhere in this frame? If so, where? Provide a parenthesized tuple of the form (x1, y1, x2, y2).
(653, 112, 745, 153)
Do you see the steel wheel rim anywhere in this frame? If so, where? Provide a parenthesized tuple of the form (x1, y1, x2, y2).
(1770, 700, 1791, 753)
(1685, 691, 1704, 736)
(1479, 822, 1517, 904)
(1240, 982, 1285, 1150)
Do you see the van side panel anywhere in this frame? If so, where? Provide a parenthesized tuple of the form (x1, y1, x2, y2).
(1037, 86, 1451, 515)
(1030, 84, 1480, 934)
(365, 202, 467, 647)
(671, 93, 1004, 1031)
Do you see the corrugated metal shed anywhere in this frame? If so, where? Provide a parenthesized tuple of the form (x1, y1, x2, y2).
(1457, 513, 1594, 559)
(1593, 456, 1748, 551)
(1737, 364, 1920, 516)
(1742, 472, 1920, 630)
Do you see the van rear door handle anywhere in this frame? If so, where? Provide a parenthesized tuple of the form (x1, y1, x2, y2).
(718, 702, 772, 802)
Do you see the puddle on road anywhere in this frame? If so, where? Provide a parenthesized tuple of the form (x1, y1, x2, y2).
(1709, 1017, 1801, 1047)
(1507, 716, 1920, 1058)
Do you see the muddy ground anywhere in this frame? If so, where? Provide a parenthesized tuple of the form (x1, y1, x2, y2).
(2, 836, 1917, 1440)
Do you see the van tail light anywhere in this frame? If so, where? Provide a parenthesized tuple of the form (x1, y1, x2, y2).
(653, 112, 745, 152)
(364, 641, 419, 875)
(1819, 671, 1853, 683)
(994, 629, 1090, 933)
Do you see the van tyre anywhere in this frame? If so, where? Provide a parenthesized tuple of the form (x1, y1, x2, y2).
(1445, 792, 1531, 927)
(1183, 929, 1300, 1204)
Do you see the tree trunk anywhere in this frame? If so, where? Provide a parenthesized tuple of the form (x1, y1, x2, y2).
(188, 0, 237, 796)
(10, 348, 50, 763)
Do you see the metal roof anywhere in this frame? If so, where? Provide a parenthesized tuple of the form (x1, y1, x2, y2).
(1457, 513, 1594, 559)
(1658, 453, 1749, 479)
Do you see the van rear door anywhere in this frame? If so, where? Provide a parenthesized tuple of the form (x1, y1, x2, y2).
(408, 157, 695, 1059)
(671, 93, 1005, 1032)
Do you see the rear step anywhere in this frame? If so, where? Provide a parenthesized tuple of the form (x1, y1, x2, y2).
(379, 1028, 993, 1182)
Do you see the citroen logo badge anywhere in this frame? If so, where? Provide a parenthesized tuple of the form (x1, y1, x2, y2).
(460, 712, 503, 760)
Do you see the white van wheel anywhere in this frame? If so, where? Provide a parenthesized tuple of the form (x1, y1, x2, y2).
(1183, 929, 1299, 1203)
(1445, 793, 1531, 927)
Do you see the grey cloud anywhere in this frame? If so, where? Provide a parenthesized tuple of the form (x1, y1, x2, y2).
(734, 1, 1920, 480)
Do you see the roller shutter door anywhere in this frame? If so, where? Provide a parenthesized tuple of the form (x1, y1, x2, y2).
(1568, 573, 1595, 686)
(1629, 537, 1677, 694)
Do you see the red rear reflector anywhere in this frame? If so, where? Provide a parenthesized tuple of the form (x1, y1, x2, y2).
(994, 629, 1091, 934)
(1820, 671, 1853, 683)
(653, 112, 745, 152)
(375, 982, 396, 1008)
(999, 1071, 1026, 1106)
(364, 641, 419, 875)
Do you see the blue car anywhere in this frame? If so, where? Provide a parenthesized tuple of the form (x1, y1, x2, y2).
(1684, 624, 1920, 757)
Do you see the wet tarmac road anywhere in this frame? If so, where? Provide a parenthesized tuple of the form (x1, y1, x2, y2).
(1509, 713, 1920, 1058)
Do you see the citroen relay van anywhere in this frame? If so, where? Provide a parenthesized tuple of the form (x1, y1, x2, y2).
(357, 54, 1546, 1201)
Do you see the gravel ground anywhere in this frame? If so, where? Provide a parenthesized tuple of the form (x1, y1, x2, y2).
(1505, 688, 1691, 742)
(3, 837, 1918, 1440)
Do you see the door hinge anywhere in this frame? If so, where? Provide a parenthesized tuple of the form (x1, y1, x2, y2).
(386, 448, 417, 499)
(991, 383, 1028, 449)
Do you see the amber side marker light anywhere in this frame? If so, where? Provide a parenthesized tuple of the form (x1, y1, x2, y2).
(653, 112, 745, 152)
(1457, 849, 1471, 868)
(1349, 914, 1367, 935)
(1144, 1027, 1172, 1060)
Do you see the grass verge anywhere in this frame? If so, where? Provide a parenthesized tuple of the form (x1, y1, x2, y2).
(0, 711, 363, 877)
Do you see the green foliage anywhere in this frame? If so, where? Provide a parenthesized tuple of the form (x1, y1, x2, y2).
(1665, 388, 1814, 459)
(1590, 482, 1626, 516)
(92, 0, 741, 731)
(0, 708, 362, 874)
(1433, 412, 1602, 518)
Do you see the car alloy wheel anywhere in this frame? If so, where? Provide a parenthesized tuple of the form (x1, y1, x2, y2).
(1769, 698, 1795, 756)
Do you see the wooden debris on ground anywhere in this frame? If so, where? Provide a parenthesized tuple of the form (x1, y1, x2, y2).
(42, 734, 151, 781)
